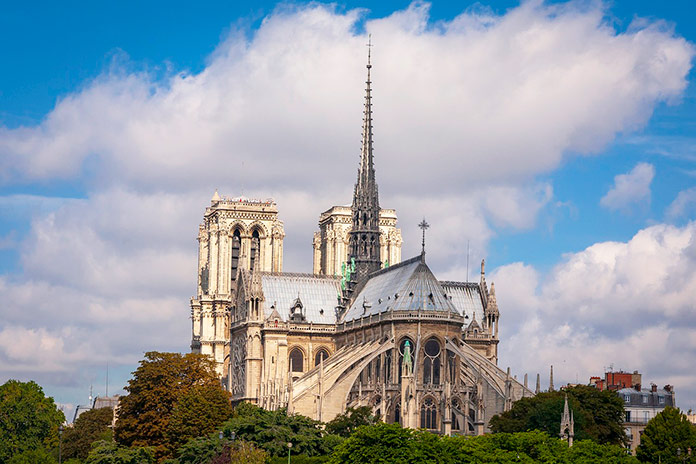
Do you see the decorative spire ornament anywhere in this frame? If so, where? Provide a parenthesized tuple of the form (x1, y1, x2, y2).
(419, 218, 430, 257)
(348, 34, 382, 282)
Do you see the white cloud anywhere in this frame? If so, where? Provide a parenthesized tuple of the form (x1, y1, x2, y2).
(0, 3, 692, 193)
(667, 186, 696, 220)
(600, 162, 655, 211)
(493, 221, 696, 407)
(0, 2, 693, 410)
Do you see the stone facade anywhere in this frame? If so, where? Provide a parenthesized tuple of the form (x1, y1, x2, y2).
(312, 206, 402, 276)
(190, 194, 285, 376)
(189, 49, 533, 434)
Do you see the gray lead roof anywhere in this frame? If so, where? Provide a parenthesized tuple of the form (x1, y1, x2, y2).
(440, 281, 485, 320)
(261, 273, 341, 325)
(342, 256, 459, 322)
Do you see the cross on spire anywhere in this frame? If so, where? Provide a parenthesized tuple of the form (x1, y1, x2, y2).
(419, 218, 430, 257)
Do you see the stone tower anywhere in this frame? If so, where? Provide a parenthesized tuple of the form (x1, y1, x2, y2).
(190, 193, 285, 376)
(348, 41, 382, 282)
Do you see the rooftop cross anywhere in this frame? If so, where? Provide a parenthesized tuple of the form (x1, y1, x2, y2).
(419, 218, 430, 256)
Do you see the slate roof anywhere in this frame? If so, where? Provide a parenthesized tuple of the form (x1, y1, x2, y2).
(440, 281, 485, 319)
(260, 273, 341, 325)
(342, 256, 458, 322)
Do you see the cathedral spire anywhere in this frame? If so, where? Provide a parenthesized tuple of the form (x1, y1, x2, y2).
(349, 35, 382, 282)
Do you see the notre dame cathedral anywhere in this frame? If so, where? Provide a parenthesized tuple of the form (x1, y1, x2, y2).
(190, 47, 532, 435)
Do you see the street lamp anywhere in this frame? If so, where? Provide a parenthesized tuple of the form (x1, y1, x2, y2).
(58, 425, 63, 464)
(219, 430, 223, 440)
(287, 442, 293, 464)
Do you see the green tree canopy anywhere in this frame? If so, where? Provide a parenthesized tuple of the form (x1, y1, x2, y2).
(165, 383, 234, 452)
(221, 402, 341, 457)
(7, 447, 57, 464)
(637, 406, 696, 463)
(114, 351, 228, 460)
(329, 422, 446, 464)
(325, 406, 379, 438)
(0, 379, 65, 462)
(489, 385, 626, 445)
(62, 407, 114, 460)
(85, 440, 154, 464)
(331, 424, 637, 464)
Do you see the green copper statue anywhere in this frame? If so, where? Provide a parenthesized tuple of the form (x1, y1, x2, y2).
(403, 340, 413, 376)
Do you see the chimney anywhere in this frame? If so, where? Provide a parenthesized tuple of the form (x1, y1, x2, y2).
(664, 385, 672, 393)
(651, 384, 657, 393)
(635, 383, 641, 392)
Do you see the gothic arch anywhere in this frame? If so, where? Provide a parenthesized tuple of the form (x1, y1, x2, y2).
(227, 221, 248, 236)
(247, 221, 269, 238)
(313, 346, 331, 367)
(420, 395, 438, 430)
(289, 346, 306, 373)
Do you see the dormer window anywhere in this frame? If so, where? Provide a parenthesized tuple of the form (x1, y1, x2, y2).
(290, 295, 306, 322)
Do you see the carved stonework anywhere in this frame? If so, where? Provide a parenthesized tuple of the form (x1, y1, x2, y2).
(230, 335, 247, 396)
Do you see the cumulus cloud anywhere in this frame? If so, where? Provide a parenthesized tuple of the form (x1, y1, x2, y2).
(0, 2, 693, 411)
(0, 3, 692, 192)
(600, 162, 655, 211)
(493, 221, 696, 407)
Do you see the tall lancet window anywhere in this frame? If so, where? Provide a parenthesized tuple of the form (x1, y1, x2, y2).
(423, 338, 441, 385)
(420, 396, 437, 430)
(250, 230, 260, 272)
(231, 229, 241, 282)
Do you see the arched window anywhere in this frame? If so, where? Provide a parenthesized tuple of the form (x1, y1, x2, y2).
(231, 229, 241, 282)
(250, 229, 260, 272)
(314, 348, 329, 367)
(384, 350, 392, 384)
(423, 338, 441, 385)
(289, 348, 304, 373)
(394, 402, 401, 424)
(420, 397, 437, 430)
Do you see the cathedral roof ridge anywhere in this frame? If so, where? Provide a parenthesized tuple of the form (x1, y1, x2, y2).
(260, 271, 341, 281)
(440, 280, 481, 288)
(365, 254, 422, 279)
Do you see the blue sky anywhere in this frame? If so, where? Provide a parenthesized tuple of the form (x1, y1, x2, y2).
(1, 0, 695, 420)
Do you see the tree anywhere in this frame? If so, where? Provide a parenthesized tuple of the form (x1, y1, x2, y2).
(489, 385, 626, 445)
(62, 407, 114, 460)
(165, 383, 234, 452)
(637, 406, 696, 464)
(7, 448, 57, 464)
(566, 440, 639, 463)
(222, 402, 340, 457)
(325, 406, 379, 437)
(85, 440, 155, 464)
(114, 351, 228, 460)
(0, 379, 65, 462)
(329, 425, 638, 464)
(329, 422, 445, 464)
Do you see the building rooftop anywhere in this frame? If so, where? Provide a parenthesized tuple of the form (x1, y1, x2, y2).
(342, 256, 458, 322)
(261, 272, 341, 325)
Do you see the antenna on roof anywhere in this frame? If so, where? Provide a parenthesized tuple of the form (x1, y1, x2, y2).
(466, 240, 470, 283)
